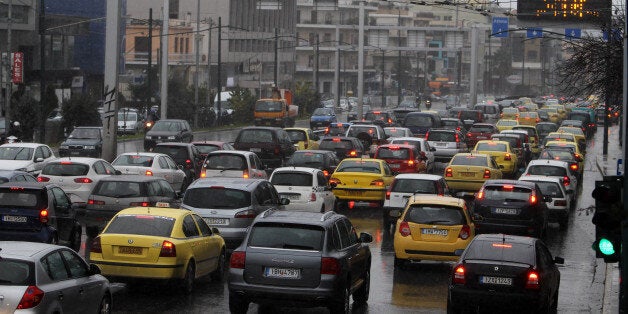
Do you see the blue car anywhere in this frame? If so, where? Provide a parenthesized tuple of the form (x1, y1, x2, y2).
(310, 107, 337, 129)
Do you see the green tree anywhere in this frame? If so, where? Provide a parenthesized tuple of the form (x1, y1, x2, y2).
(10, 95, 38, 141)
(229, 86, 256, 125)
(294, 81, 320, 116)
(61, 94, 101, 133)
(166, 76, 195, 121)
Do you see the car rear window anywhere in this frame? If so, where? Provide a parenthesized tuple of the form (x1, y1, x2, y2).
(195, 145, 220, 154)
(469, 126, 494, 133)
(0, 146, 33, 161)
(183, 187, 251, 209)
(0, 259, 34, 286)
(392, 179, 437, 194)
(482, 185, 531, 202)
(204, 154, 246, 170)
(347, 126, 377, 137)
(390, 139, 422, 151)
(288, 152, 325, 167)
(537, 124, 558, 133)
(404, 205, 465, 225)
(320, 139, 352, 149)
(377, 147, 410, 159)
(450, 155, 488, 166)
(237, 129, 274, 143)
(152, 121, 181, 132)
(336, 160, 381, 173)
(459, 111, 481, 121)
(513, 127, 535, 138)
(464, 240, 534, 265)
(475, 143, 507, 152)
(531, 181, 564, 198)
(404, 114, 434, 127)
(492, 137, 519, 148)
(104, 214, 175, 237)
(365, 112, 388, 121)
(153, 146, 190, 162)
(255, 100, 283, 112)
(441, 120, 459, 127)
(0, 189, 44, 209)
(42, 163, 90, 176)
(286, 130, 307, 142)
(92, 181, 143, 198)
(526, 165, 567, 176)
(271, 172, 313, 187)
(113, 155, 154, 167)
(427, 131, 455, 142)
(248, 223, 325, 251)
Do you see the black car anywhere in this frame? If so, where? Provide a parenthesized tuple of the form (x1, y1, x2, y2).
(228, 210, 372, 313)
(286, 150, 341, 178)
(0, 170, 37, 183)
(143, 119, 193, 151)
(0, 182, 82, 251)
(535, 122, 559, 142)
(153, 143, 203, 187)
(347, 105, 371, 122)
(59, 126, 103, 158)
(233, 126, 296, 169)
(392, 100, 419, 121)
(472, 180, 551, 238)
(448, 234, 563, 313)
(319, 136, 367, 160)
(364, 110, 398, 128)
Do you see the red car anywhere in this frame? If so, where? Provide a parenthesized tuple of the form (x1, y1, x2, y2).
(466, 123, 498, 148)
(374, 144, 426, 174)
(192, 141, 235, 159)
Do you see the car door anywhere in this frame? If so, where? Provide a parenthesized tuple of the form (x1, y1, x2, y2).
(316, 171, 334, 211)
(181, 214, 212, 275)
(51, 187, 75, 243)
(334, 219, 362, 288)
(536, 242, 560, 301)
(192, 214, 221, 273)
(40, 250, 79, 313)
(157, 156, 174, 184)
(59, 249, 103, 313)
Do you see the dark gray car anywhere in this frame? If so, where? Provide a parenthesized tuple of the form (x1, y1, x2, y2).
(58, 126, 103, 158)
(144, 119, 193, 151)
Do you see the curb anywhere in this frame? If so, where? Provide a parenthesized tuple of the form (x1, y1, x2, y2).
(603, 263, 620, 314)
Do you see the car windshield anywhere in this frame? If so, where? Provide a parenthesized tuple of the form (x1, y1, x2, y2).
(0, 259, 34, 286)
(255, 100, 283, 112)
(378, 147, 410, 160)
(313, 108, 333, 116)
(238, 129, 274, 143)
(483, 185, 531, 202)
(183, 187, 251, 209)
(392, 179, 436, 194)
(68, 128, 100, 139)
(93, 181, 143, 198)
(271, 172, 313, 186)
(527, 165, 567, 176)
(464, 240, 534, 265)
(248, 223, 324, 251)
(475, 143, 507, 152)
(405, 205, 465, 225)
(539, 150, 575, 161)
(42, 163, 90, 176)
(0, 146, 34, 161)
(113, 155, 154, 167)
(450, 155, 488, 166)
(288, 152, 325, 167)
(104, 214, 175, 237)
(0, 189, 43, 209)
(336, 160, 381, 173)
(404, 115, 433, 127)
(286, 130, 307, 142)
(204, 154, 246, 170)
(152, 121, 182, 132)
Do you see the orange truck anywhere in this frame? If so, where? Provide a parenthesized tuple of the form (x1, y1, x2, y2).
(253, 88, 299, 128)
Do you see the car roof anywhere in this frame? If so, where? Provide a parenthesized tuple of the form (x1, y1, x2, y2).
(293, 149, 334, 155)
(473, 233, 536, 245)
(156, 142, 193, 147)
(407, 195, 465, 207)
(156, 119, 187, 123)
(390, 137, 425, 142)
(321, 136, 356, 141)
(284, 127, 311, 132)
(192, 141, 228, 145)
(0, 170, 31, 177)
(207, 150, 255, 156)
(98, 175, 166, 183)
(117, 152, 167, 157)
(241, 126, 283, 131)
(528, 159, 569, 167)
(0, 241, 59, 259)
(0, 142, 47, 148)
(254, 209, 342, 227)
(483, 179, 536, 188)
(51, 157, 104, 165)
(519, 175, 563, 184)
(272, 167, 320, 174)
(188, 177, 266, 190)
(116, 206, 190, 219)
(379, 143, 415, 149)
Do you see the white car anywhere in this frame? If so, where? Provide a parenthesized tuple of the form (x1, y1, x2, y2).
(37, 157, 119, 203)
(521, 159, 578, 202)
(117, 109, 142, 134)
(0, 143, 57, 175)
(269, 167, 335, 213)
(200, 150, 268, 179)
(111, 152, 187, 193)
(519, 175, 572, 230)
(388, 137, 436, 173)
(382, 173, 451, 229)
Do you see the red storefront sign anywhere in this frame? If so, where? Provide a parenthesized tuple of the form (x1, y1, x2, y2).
(12, 52, 23, 84)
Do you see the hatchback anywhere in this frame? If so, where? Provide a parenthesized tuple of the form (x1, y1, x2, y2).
(444, 153, 503, 192)
(519, 175, 572, 229)
(0, 143, 57, 175)
(310, 107, 337, 129)
(426, 129, 468, 164)
(536, 122, 559, 141)
(319, 136, 367, 160)
(448, 234, 563, 313)
(228, 210, 372, 314)
(403, 112, 442, 137)
(233, 127, 296, 169)
(111, 152, 187, 193)
(200, 150, 268, 179)
(466, 123, 499, 148)
(144, 119, 193, 151)
(153, 143, 204, 185)
(270, 167, 335, 213)
(374, 144, 426, 174)
(517, 111, 540, 126)
(521, 159, 578, 201)
(192, 141, 235, 160)
(388, 137, 436, 173)
(0, 241, 112, 313)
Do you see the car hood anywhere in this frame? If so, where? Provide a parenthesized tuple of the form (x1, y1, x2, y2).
(62, 138, 101, 145)
(0, 160, 33, 170)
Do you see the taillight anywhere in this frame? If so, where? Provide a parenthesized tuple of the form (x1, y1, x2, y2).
(399, 221, 411, 237)
(445, 167, 453, 177)
(554, 199, 567, 206)
(185, 159, 193, 169)
(483, 169, 491, 179)
(525, 271, 540, 290)
(325, 127, 330, 134)
(235, 209, 257, 218)
(425, 131, 430, 140)
(569, 163, 578, 171)
(230, 251, 246, 269)
(88, 199, 105, 205)
(39, 209, 49, 223)
(17, 286, 45, 309)
(130, 202, 150, 207)
(455, 133, 460, 142)
(90, 236, 102, 253)
(407, 160, 415, 166)
(243, 169, 249, 179)
(321, 257, 341, 275)
(200, 170, 206, 178)
(36, 176, 50, 182)
(159, 240, 176, 257)
(274, 147, 280, 155)
(476, 187, 485, 200)
(453, 265, 466, 284)
(458, 225, 470, 240)
(348, 150, 357, 157)
(563, 176, 570, 186)
(323, 170, 329, 177)
(145, 170, 154, 176)
(309, 192, 316, 202)
(370, 179, 384, 186)
(386, 188, 391, 200)
(529, 193, 537, 205)
(504, 153, 511, 161)
(74, 178, 93, 183)
(467, 132, 472, 138)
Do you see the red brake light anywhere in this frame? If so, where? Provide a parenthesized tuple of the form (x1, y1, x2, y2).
(88, 199, 105, 205)
(476, 187, 485, 200)
(563, 176, 570, 186)
(230, 251, 246, 269)
(458, 225, 471, 240)
(348, 150, 357, 157)
(445, 167, 453, 177)
(529, 193, 538, 205)
(235, 209, 257, 218)
(159, 240, 176, 257)
(323, 170, 329, 177)
(467, 132, 472, 138)
(321, 257, 341, 275)
(90, 236, 102, 253)
(425, 131, 430, 140)
(329, 178, 341, 185)
(407, 159, 415, 166)
(492, 243, 512, 248)
(455, 133, 460, 143)
(399, 221, 411, 237)
(17, 286, 45, 309)
(39, 209, 49, 223)
(569, 163, 578, 171)
(483, 169, 491, 179)
(332, 137, 341, 142)
(37, 176, 50, 182)
(504, 153, 511, 161)
(453, 265, 466, 284)
(130, 202, 150, 207)
(325, 127, 330, 133)
(309, 192, 317, 202)
(386, 189, 391, 200)
(73, 178, 93, 184)
(60, 161, 72, 165)
(525, 271, 541, 290)
(503, 185, 514, 190)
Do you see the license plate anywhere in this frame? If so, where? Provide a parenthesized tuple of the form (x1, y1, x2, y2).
(265, 267, 300, 279)
(480, 276, 513, 286)
(421, 228, 448, 236)
(347, 190, 363, 196)
(390, 164, 400, 168)
(203, 218, 229, 225)
(285, 194, 300, 200)
(494, 208, 518, 215)
(250, 148, 262, 152)
(2, 215, 27, 223)
(461, 172, 475, 177)
(118, 246, 142, 255)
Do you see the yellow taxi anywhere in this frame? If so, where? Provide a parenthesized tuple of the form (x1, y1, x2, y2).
(542, 132, 577, 150)
(541, 107, 561, 124)
(444, 153, 503, 192)
(512, 125, 541, 155)
(472, 140, 518, 177)
(329, 158, 395, 207)
(557, 126, 586, 152)
(393, 195, 474, 267)
(500, 107, 519, 120)
(495, 119, 518, 132)
(90, 206, 226, 294)
(547, 104, 568, 120)
(517, 111, 540, 126)
(284, 127, 320, 150)
(544, 140, 584, 171)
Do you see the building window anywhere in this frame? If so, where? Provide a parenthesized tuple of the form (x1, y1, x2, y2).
(135, 36, 149, 61)
(169, 0, 179, 19)
(185, 38, 189, 53)
(174, 37, 179, 53)
(444, 16, 452, 21)
(0, 5, 29, 24)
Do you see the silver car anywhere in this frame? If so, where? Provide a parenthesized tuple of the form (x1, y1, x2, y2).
(425, 129, 468, 164)
(181, 178, 289, 249)
(111, 152, 187, 193)
(0, 241, 111, 313)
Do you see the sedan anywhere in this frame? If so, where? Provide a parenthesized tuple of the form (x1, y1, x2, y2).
(90, 206, 227, 294)
(309, 107, 337, 129)
(448, 234, 563, 313)
(444, 153, 503, 193)
(472, 140, 518, 177)
(329, 158, 395, 209)
(112, 152, 187, 193)
(388, 137, 436, 173)
(0, 241, 112, 313)
(384, 127, 413, 138)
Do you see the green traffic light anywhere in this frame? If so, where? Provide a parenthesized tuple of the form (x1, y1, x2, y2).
(598, 238, 616, 255)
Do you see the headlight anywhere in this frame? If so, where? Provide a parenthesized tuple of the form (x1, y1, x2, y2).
(59, 145, 68, 149)
(167, 136, 176, 140)
(145, 136, 151, 140)
(84, 145, 95, 150)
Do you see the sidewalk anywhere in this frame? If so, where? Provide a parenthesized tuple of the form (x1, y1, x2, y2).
(595, 125, 621, 314)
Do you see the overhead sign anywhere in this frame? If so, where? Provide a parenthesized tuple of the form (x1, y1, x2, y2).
(526, 28, 543, 39)
(517, 0, 611, 24)
(12, 52, 23, 84)
(565, 28, 581, 39)
(491, 17, 509, 38)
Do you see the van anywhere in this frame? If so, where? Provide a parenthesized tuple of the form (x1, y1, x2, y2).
(213, 91, 233, 114)
(403, 112, 442, 137)
(473, 103, 500, 122)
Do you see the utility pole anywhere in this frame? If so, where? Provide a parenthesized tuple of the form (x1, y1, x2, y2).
(357, 1, 364, 120)
(334, 26, 340, 111)
(397, 10, 402, 107)
(381, 50, 385, 108)
(274, 28, 278, 87)
(207, 17, 212, 106)
(216, 17, 221, 125)
(469, 27, 478, 107)
(147, 9, 152, 114)
(5, 0, 12, 127)
(160, 0, 169, 120)
(38, 0, 46, 143)
(315, 33, 319, 95)
(102, 0, 121, 161)
(193, 0, 200, 128)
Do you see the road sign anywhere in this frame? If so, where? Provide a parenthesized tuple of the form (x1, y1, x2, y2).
(491, 17, 509, 38)
(565, 28, 581, 40)
(603, 29, 621, 41)
(526, 28, 543, 39)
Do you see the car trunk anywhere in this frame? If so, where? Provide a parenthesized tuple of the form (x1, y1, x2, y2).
(407, 221, 464, 243)
(99, 234, 164, 264)
(449, 165, 489, 180)
(244, 246, 323, 288)
(0, 189, 46, 231)
(332, 172, 383, 189)
(115, 166, 151, 175)
(462, 259, 532, 291)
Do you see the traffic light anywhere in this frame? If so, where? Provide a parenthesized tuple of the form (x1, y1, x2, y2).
(591, 177, 623, 263)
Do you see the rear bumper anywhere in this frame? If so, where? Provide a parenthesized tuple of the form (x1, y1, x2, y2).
(0, 227, 54, 244)
(444, 179, 485, 192)
(394, 236, 469, 262)
(93, 258, 186, 279)
(332, 188, 386, 202)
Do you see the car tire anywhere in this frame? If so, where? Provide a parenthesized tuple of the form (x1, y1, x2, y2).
(328, 284, 350, 314)
(228, 295, 249, 314)
(353, 269, 370, 304)
(180, 260, 195, 294)
(99, 293, 112, 314)
(210, 249, 226, 282)
(70, 228, 82, 252)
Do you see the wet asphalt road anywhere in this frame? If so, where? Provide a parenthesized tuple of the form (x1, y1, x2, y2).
(89, 102, 607, 313)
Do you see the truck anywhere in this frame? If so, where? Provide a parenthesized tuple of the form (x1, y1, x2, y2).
(253, 89, 298, 128)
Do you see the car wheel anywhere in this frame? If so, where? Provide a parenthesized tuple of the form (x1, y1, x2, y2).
(70, 228, 82, 252)
(99, 294, 112, 314)
(328, 284, 350, 314)
(353, 268, 370, 304)
(210, 249, 226, 282)
(229, 295, 249, 314)
(180, 260, 195, 294)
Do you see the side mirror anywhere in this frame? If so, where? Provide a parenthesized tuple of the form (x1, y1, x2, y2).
(89, 264, 102, 275)
(35, 157, 44, 163)
(359, 232, 373, 243)
(553, 256, 565, 264)
(280, 198, 291, 205)
(211, 227, 221, 235)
